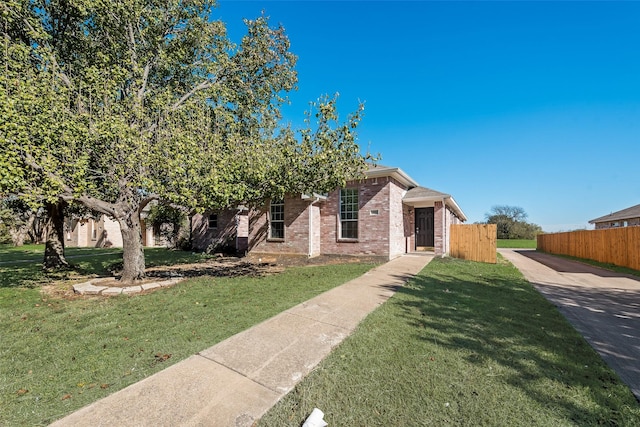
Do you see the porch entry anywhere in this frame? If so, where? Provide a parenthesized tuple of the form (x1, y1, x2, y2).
(415, 207, 434, 249)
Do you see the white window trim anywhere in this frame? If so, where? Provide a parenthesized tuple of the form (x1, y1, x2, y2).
(269, 200, 285, 240)
(339, 188, 359, 240)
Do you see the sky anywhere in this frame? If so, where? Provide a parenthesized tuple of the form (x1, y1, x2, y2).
(214, 1, 640, 232)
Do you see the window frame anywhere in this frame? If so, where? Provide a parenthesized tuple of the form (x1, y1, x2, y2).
(339, 188, 359, 240)
(269, 199, 285, 240)
(208, 214, 218, 229)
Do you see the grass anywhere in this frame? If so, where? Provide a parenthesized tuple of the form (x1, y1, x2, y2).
(0, 244, 216, 288)
(497, 239, 537, 248)
(259, 256, 640, 426)
(0, 247, 375, 427)
(542, 252, 640, 279)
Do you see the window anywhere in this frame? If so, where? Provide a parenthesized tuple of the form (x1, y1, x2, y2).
(91, 220, 97, 240)
(340, 188, 358, 239)
(208, 214, 218, 229)
(270, 200, 284, 239)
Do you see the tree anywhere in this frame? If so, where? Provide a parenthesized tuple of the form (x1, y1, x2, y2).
(146, 203, 189, 249)
(42, 200, 70, 269)
(485, 205, 541, 239)
(1, 1, 370, 283)
(0, 197, 42, 246)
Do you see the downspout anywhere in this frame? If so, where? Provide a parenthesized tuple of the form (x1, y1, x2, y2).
(442, 198, 447, 256)
(308, 196, 321, 257)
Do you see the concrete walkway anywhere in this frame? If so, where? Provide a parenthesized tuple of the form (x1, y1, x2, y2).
(50, 253, 433, 427)
(499, 249, 640, 400)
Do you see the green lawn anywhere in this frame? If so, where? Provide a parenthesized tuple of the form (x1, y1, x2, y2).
(259, 256, 640, 426)
(0, 246, 375, 426)
(0, 244, 216, 288)
(497, 239, 537, 248)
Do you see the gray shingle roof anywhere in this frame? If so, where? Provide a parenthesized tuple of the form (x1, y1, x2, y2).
(589, 203, 640, 224)
(404, 186, 451, 200)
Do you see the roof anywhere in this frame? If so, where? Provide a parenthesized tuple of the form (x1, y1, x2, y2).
(588, 203, 640, 224)
(363, 164, 467, 221)
(365, 164, 419, 188)
(404, 186, 451, 200)
(403, 186, 467, 222)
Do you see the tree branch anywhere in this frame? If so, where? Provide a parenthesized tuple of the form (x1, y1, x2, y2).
(18, 146, 118, 218)
(15, 11, 73, 88)
(137, 61, 151, 102)
(171, 78, 215, 111)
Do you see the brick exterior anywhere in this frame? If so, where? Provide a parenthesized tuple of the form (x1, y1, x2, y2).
(389, 178, 410, 258)
(594, 218, 640, 229)
(434, 201, 444, 255)
(191, 172, 464, 259)
(191, 210, 238, 252)
(320, 177, 393, 257)
(249, 196, 312, 256)
(404, 205, 415, 254)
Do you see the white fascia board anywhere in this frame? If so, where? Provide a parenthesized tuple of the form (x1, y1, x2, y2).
(365, 167, 419, 188)
(447, 196, 467, 222)
(403, 195, 468, 222)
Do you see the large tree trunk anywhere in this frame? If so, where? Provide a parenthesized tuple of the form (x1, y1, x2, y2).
(30, 210, 49, 244)
(43, 201, 69, 269)
(118, 211, 146, 284)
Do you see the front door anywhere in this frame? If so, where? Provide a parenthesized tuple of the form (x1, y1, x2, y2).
(415, 207, 434, 248)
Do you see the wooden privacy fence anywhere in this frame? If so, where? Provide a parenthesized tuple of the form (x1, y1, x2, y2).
(450, 224, 497, 264)
(537, 227, 640, 271)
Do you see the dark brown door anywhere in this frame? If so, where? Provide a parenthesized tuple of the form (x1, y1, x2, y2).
(416, 207, 434, 247)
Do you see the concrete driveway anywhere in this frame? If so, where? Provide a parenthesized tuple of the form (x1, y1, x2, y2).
(499, 248, 640, 401)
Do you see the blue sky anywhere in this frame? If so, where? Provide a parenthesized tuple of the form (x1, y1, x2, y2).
(215, 1, 640, 231)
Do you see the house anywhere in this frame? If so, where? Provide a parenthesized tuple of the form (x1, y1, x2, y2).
(589, 203, 640, 229)
(65, 215, 158, 248)
(191, 165, 466, 261)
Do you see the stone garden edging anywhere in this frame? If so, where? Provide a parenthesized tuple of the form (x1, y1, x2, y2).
(73, 277, 184, 296)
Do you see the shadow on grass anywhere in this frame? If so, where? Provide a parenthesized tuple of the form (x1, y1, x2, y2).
(0, 247, 276, 289)
(0, 254, 123, 289)
(393, 257, 639, 425)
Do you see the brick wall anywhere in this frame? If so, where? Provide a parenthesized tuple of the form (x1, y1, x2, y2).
(404, 205, 415, 254)
(321, 177, 398, 258)
(389, 179, 409, 258)
(191, 210, 237, 252)
(236, 211, 249, 253)
(434, 201, 465, 255)
(434, 201, 444, 255)
(594, 218, 640, 229)
(249, 196, 311, 255)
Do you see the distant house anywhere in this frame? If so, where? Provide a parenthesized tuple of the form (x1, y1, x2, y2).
(589, 203, 640, 230)
(65, 209, 159, 248)
(191, 165, 467, 261)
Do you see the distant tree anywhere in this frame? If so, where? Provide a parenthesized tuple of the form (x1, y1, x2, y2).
(485, 205, 541, 239)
